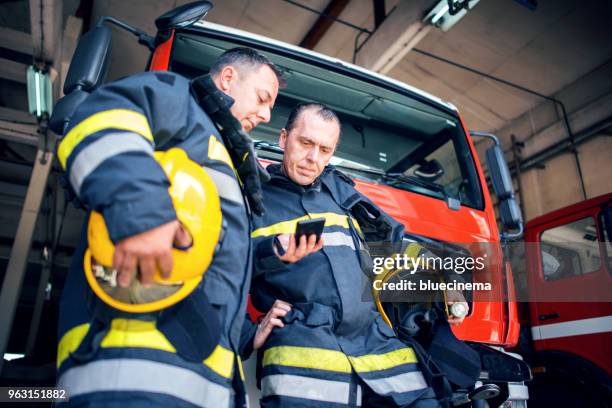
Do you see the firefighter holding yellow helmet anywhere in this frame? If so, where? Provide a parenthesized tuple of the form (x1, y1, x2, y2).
(56, 48, 281, 408)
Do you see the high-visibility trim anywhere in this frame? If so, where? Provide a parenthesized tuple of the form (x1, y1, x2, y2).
(57, 319, 176, 368)
(531, 315, 612, 341)
(57, 323, 90, 368)
(263, 346, 352, 373)
(58, 109, 154, 168)
(364, 371, 428, 395)
(237, 358, 245, 381)
(321, 231, 355, 250)
(349, 348, 418, 373)
(203, 166, 244, 205)
(99, 318, 176, 353)
(204, 345, 235, 379)
(350, 216, 362, 234)
(69, 132, 154, 195)
(57, 358, 230, 408)
(252, 213, 352, 238)
(208, 135, 235, 171)
(262, 374, 351, 405)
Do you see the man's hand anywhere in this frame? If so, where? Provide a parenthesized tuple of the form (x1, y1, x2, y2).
(446, 289, 469, 326)
(254, 300, 292, 350)
(112, 220, 191, 287)
(274, 233, 324, 263)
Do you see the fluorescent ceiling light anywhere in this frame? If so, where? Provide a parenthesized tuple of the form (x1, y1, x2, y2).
(424, 0, 480, 32)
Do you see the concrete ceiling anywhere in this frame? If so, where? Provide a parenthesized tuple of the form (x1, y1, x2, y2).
(1, 0, 608, 134)
(84, 0, 612, 135)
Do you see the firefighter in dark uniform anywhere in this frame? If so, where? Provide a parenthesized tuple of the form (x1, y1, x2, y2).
(56, 48, 281, 407)
(244, 103, 467, 407)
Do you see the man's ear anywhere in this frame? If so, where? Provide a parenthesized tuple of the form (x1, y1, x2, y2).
(279, 128, 288, 149)
(217, 66, 238, 92)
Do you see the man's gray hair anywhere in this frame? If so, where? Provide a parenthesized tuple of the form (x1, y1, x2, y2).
(209, 47, 284, 86)
(285, 103, 341, 135)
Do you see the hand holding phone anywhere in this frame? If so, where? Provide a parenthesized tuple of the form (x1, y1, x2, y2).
(272, 218, 325, 263)
(295, 217, 325, 243)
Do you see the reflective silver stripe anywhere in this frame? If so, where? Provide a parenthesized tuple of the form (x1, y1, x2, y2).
(203, 166, 244, 205)
(57, 358, 231, 407)
(357, 384, 362, 406)
(322, 231, 356, 250)
(262, 374, 350, 405)
(70, 132, 154, 195)
(364, 371, 428, 395)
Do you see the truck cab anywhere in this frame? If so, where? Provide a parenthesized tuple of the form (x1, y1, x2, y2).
(522, 193, 612, 405)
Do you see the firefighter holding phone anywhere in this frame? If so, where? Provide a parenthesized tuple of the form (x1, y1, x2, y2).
(243, 103, 458, 407)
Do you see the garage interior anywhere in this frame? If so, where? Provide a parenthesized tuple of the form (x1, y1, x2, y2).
(0, 0, 610, 400)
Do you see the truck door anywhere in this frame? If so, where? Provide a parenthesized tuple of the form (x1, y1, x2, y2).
(529, 204, 612, 374)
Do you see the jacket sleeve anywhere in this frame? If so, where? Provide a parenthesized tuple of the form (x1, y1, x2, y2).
(252, 235, 291, 278)
(239, 313, 257, 360)
(57, 72, 197, 242)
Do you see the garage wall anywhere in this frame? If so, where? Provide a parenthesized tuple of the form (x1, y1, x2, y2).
(519, 135, 612, 221)
(477, 59, 612, 222)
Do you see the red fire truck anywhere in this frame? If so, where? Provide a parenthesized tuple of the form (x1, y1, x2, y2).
(1, 2, 542, 406)
(518, 193, 612, 406)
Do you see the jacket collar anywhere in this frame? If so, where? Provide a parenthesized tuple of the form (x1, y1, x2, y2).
(266, 163, 336, 193)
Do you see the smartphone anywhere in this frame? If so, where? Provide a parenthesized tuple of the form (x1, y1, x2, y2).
(295, 217, 325, 243)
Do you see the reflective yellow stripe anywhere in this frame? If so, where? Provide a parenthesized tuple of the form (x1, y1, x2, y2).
(57, 323, 90, 368)
(203, 345, 235, 379)
(58, 109, 154, 168)
(349, 348, 418, 372)
(100, 318, 176, 353)
(252, 213, 351, 238)
(237, 357, 246, 381)
(57, 319, 237, 378)
(350, 216, 362, 234)
(208, 134, 236, 170)
(263, 346, 352, 373)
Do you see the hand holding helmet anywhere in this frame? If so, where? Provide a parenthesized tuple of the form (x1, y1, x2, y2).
(84, 148, 223, 313)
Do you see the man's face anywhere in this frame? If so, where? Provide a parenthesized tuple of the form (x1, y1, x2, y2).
(279, 109, 340, 186)
(217, 64, 279, 132)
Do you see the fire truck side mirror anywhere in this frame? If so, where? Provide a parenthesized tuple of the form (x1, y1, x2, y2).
(155, 1, 213, 31)
(485, 143, 523, 234)
(486, 144, 513, 200)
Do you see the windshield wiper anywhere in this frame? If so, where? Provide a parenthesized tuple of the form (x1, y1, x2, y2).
(383, 173, 445, 192)
(383, 173, 461, 210)
(253, 140, 284, 154)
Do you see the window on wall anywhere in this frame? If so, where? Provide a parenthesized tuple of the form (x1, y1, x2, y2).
(540, 216, 602, 281)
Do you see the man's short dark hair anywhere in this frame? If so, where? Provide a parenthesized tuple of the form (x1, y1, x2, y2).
(285, 103, 341, 136)
(209, 47, 285, 86)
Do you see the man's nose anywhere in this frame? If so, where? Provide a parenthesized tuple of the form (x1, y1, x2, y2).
(257, 105, 272, 123)
(306, 147, 319, 162)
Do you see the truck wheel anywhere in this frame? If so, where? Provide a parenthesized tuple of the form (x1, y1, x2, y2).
(529, 370, 610, 408)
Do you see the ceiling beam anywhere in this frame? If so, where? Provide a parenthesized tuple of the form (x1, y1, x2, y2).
(355, 0, 435, 74)
(299, 0, 351, 50)
(29, 0, 63, 63)
(0, 107, 36, 124)
(0, 119, 38, 146)
(0, 27, 34, 56)
(0, 58, 28, 83)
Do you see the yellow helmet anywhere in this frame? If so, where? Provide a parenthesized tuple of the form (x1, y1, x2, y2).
(84, 148, 223, 313)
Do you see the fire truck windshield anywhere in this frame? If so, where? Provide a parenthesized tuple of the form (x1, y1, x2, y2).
(170, 30, 484, 210)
